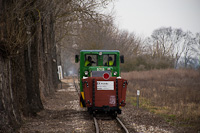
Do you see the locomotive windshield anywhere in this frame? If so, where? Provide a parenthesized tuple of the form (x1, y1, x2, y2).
(103, 54, 116, 66)
(85, 54, 116, 66)
(85, 54, 97, 66)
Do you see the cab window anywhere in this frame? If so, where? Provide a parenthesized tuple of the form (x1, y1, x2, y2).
(103, 54, 116, 66)
(85, 54, 97, 66)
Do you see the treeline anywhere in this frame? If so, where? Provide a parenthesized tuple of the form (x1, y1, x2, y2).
(0, 0, 58, 131)
(0, 0, 113, 132)
(55, 1, 200, 72)
(122, 27, 200, 71)
(63, 17, 200, 71)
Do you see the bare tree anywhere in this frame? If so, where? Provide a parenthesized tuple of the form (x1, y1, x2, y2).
(151, 27, 174, 58)
(171, 29, 186, 68)
(53, 0, 115, 73)
(147, 27, 200, 68)
(182, 32, 200, 68)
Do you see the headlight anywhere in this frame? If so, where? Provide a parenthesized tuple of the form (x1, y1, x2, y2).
(84, 71, 88, 75)
(114, 71, 117, 75)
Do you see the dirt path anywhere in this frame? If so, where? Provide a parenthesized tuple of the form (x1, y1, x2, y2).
(19, 78, 94, 133)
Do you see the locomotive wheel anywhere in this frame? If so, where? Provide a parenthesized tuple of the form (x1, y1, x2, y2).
(87, 107, 93, 114)
(114, 111, 117, 118)
(92, 111, 96, 117)
(111, 111, 117, 118)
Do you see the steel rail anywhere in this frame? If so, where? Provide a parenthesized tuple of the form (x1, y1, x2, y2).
(116, 117, 129, 133)
(72, 76, 80, 95)
(93, 117, 99, 133)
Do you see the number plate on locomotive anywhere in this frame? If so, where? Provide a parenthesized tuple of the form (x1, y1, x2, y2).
(97, 81, 114, 90)
(97, 68, 104, 71)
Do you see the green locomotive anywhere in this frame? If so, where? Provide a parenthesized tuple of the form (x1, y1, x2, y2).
(75, 50, 127, 114)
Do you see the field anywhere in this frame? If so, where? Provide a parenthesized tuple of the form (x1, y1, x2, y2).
(122, 69, 200, 131)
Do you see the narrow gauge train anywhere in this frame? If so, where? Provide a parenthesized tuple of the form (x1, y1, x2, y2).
(75, 50, 128, 115)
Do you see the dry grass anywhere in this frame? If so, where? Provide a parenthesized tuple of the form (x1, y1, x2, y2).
(122, 69, 200, 129)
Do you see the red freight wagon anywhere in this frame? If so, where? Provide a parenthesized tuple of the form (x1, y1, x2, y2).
(82, 77, 128, 114)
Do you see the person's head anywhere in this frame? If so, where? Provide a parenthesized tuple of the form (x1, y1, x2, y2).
(108, 57, 112, 61)
(88, 56, 92, 61)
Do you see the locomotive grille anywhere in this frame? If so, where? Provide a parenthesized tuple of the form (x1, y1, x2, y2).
(91, 71, 111, 77)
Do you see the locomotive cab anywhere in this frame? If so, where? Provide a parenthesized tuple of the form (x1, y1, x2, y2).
(75, 50, 127, 115)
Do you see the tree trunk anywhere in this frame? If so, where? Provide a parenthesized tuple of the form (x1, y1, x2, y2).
(24, 25, 43, 115)
(0, 58, 21, 132)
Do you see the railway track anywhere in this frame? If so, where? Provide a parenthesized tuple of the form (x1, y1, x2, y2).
(72, 76, 80, 95)
(93, 115, 129, 133)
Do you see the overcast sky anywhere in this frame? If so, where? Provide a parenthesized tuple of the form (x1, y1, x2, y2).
(109, 0, 200, 37)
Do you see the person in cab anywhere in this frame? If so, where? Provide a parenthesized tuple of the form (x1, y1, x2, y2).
(85, 56, 95, 66)
(105, 57, 114, 66)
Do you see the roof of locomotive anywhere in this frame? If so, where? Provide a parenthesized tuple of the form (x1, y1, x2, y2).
(80, 50, 119, 53)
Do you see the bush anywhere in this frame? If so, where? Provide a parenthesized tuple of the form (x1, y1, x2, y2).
(121, 55, 174, 72)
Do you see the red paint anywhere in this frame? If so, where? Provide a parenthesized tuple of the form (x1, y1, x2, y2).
(82, 77, 127, 108)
